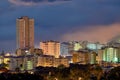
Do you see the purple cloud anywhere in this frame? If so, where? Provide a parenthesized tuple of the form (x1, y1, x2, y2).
(8, 0, 71, 6)
(0, 0, 120, 52)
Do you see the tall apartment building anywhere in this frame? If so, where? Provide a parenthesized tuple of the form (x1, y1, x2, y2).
(102, 46, 120, 63)
(40, 40, 60, 58)
(16, 16, 34, 49)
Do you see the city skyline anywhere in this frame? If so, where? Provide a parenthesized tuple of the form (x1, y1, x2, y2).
(0, 0, 120, 52)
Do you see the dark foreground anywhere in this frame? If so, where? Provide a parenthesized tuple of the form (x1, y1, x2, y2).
(0, 64, 120, 80)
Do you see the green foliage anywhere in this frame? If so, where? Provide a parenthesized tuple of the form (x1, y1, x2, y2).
(106, 66, 120, 80)
(0, 63, 8, 68)
(67, 64, 89, 80)
(0, 73, 44, 80)
(55, 67, 70, 80)
(15, 67, 20, 72)
(57, 64, 65, 69)
(90, 65, 103, 80)
(1, 64, 117, 80)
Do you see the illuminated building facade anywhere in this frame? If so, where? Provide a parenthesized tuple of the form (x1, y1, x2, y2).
(60, 41, 83, 56)
(16, 48, 43, 56)
(40, 40, 60, 58)
(54, 58, 69, 67)
(73, 42, 83, 51)
(72, 51, 81, 63)
(9, 55, 37, 71)
(86, 42, 104, 52)
(61, 41, 104, 56)
(37, 55, 69, 67)
(0, 56, 4, 64)
(37, 55, 54, 67)
(72, 50, 97, 64)
(68, 41, 83, 51)
(103, 47, 120, 63)
(16, 16, 34, 49)
(60, 42, 70, 56)
(72, 50, 89, 64)
(97, 49, 103, 64)
(88, 52, 97, 64)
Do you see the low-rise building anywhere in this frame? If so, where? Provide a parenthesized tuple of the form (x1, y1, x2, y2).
(37, 55, 69, 67)
(16, 48, 43, 56)
(9, 55, 37, 71)
(37, 55, 54, 67)
(72, 50, 97, 64)
(54, 57, 69, 67)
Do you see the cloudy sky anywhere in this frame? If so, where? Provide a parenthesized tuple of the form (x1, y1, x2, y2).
(0, 0, 120, 52)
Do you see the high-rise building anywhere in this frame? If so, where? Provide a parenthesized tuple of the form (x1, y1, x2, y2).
(16, 16, 34, 49)
(40, 40, 60, 58)
(102, 46, 120, 63)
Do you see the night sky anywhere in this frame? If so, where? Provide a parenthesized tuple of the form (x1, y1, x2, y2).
(0, 0, 120, 52)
